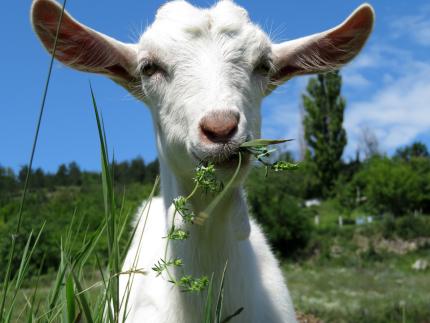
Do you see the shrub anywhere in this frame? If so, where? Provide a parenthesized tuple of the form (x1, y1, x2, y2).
(338, 157, 428, 216)
(246, 167, 314, 257)
(381, 215, 430, 240)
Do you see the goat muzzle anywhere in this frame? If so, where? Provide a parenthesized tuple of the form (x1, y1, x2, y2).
(199, 110, 239, 144)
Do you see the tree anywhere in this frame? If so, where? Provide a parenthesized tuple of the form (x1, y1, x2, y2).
(32, 168, 46, 188)
(55, 164, 69, 186)
(359, 126, 381, 159)
(0, 166, 18, 196)
(129, 157, 146, 183)
(302, 71, 347, 197)
(18, 165, 30, 184)
(145, 159, 159, 184)
(395, 141, 429, 161)
(68, 162, 82, 186)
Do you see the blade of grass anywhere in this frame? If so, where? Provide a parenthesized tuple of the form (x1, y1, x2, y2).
(90, 83, 122, 321)
(71, 271, 94, 323)
(47, 247, 68, 320)
(25, 254, 45, 323)
(203, 273, 215, 323)
(65, 273, 76, 323)
(93, 254, 112, 323)
(5, 224, 45, 321)
(239, 139, 292, 148)
(215, 261, 229, 323)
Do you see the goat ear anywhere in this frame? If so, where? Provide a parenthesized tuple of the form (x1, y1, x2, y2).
(31, 0, 138, 90)
(270, 4, 374, 88)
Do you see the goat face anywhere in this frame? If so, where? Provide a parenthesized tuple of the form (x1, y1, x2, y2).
(31, 0, 374, 182)
(137, 1, 271, 179)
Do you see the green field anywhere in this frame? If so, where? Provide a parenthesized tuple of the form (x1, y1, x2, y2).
(285, 252, 430, 323)
(8, 253, 430, 323)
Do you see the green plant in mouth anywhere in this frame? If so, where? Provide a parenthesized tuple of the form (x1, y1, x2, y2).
(195, 163, 224, 193)
(239, 139, 299, 175)
(154, 160, 224, 293)
(154, 138, 300, 295)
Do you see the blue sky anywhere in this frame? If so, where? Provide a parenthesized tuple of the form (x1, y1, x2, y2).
(1, 0, 430, 172)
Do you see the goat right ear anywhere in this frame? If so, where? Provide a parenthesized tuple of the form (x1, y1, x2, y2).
(270, 4, 374, 90)
(31, 0, 138, 90)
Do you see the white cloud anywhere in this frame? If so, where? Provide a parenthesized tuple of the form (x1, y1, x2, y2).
(345, 60, 430, 156)
(343, 70, 371, 88)
(341, 44, 413, 90)
(390, 7, 430, 46)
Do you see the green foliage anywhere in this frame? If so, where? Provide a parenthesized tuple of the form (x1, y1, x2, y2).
(394, 141, 429, 161)
(177, 275, 209, 293)
(246, 167, 313, 257)
(194, 164, 222, 193)
(0, 181, 153, 280)
(380, 215, 430, 240)
(302, 71, 347, 197)
(173, 196, 195, 223)
(113, 157, 159, 185)
(339, 156, 430, 216)
(156, 161, 226, 294)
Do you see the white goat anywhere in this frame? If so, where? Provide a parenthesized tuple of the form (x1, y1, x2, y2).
(31, 1, 374, 322)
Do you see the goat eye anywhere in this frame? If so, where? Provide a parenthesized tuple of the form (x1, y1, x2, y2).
(254, 61, 271, 75)
(141, 62, 160, 77)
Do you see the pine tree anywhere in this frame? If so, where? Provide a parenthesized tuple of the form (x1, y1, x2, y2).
(302, 71, 347, 197)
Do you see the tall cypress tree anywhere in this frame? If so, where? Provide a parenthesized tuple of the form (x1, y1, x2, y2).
(302, 71, 347, 197)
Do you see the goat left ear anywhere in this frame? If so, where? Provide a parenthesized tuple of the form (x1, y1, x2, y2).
(270, 4, 374, 88)
(31, 0, 138, 91)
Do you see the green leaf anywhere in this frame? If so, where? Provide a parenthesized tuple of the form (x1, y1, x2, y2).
(65, 273, 76, 323)
(215, 262, 229, 323)
(167, 229, 189, 240)
(203, 274, 214, 323)
(240, 139, 292, 148)
(271, 161, 300, 172)
(71, 271, 94, 323)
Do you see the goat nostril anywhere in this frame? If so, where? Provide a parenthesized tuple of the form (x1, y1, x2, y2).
(200, 111, 239, 143)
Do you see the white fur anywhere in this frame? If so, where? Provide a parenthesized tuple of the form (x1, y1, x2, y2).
(31, 1, 374, 321)
(121, 196, 296, 322)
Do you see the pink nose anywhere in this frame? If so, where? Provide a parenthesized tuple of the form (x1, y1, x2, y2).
(200, 111, 239, 143)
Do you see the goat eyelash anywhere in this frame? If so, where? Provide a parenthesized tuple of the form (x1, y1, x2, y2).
(253, 57, 274, 76)
(138, 57, 167, 79)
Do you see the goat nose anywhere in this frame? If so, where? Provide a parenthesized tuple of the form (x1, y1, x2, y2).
(200, 111, 240, 143)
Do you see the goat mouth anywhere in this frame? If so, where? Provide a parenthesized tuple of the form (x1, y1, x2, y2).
(192, 151, 250, 169)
